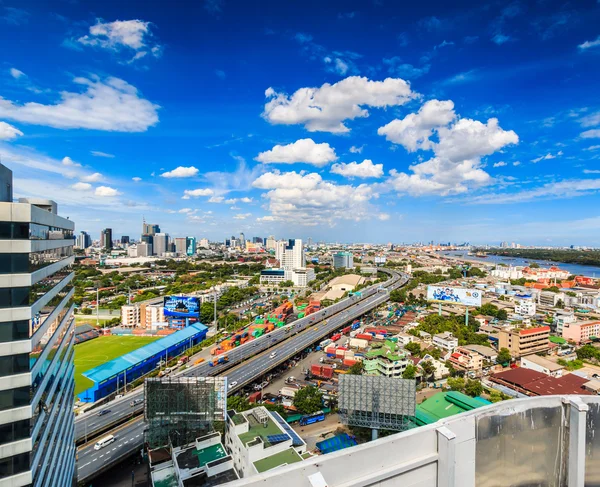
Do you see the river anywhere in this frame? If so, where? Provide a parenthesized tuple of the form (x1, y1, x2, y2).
(439, 250, 600, 278)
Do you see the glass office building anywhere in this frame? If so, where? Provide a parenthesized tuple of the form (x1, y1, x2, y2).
(0, 164, 76, 486)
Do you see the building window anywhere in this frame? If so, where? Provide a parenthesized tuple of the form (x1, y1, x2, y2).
(0, 452, 30, 478)
(0, 222, 73, 241)
(0, 354, 30, 377)
(0, 320, 29, 342)
(0, 387, 30, 411)
(0, 420, 30, 447)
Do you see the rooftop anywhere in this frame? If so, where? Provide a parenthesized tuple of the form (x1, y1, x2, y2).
(176, 443, 227, 472)
(521, 354, 564, 371)
(237, 413, 283, 447)
(253, 448, 303, 473)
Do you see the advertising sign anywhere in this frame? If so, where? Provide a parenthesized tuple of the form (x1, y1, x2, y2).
(426, 286, 482, 307)
(163, 296, 200, 317)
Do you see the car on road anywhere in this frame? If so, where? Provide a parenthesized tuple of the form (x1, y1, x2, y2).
(228, 381, 238, 389)
(269, 351, 277, 359)
(97, 409, 111, 417)
(94, 434, 115, 451)
(313, 327, 318, 331)
(130, 398, 143, 407)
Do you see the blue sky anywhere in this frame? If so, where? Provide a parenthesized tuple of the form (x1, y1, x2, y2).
(1, 0, 600, 245)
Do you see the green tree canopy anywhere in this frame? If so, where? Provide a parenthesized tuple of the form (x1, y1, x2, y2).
(402, 364, 416, 379)
(496, 348, 512, 364)
(464, 379, 483, 397)
(293, 386, 323, 414)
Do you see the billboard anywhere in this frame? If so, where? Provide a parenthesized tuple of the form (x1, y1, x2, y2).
(427, 286, 482, 307)
(163, 296, 200, 317)
(338, 375, 416, 431)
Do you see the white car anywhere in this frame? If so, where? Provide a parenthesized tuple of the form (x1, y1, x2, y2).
(228, 381, 238, 389)
(269, 352, 277, 359)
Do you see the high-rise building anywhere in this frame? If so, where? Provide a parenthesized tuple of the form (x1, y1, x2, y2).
(187, 237, 197, 256)
(239, 232, 246, 249)
(307, 237, 313, 248)
(0, 164, 76, 486)
(281, 239, 304, 270)
(100, 228, 113, 249)
(75, 231, 91, 249)
(174, 237, 188, 255)
(121, 235, 130, 245)
(266, 235, 276, 251)
(199, 238, 209, 249)
(333, 251, 354, 269)
(153, 233, 169, 256)
(142, 221, 160, 236)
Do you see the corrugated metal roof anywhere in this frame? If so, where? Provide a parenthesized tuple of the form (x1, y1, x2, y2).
(83, 323, 208, 384)
(519, 326, 550, 335)
(492, 367, 547, 386)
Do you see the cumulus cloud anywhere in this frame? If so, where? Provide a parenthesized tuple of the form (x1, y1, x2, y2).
(132, 176, 142, 182)
(349, 145, 363, 153)
(255, 139, 337, 166)
(160, 166, 199, 178)
(208, 196, 225, 203)
(493, 161, 507, 167)
(379, 99, 519, 196)
(9, 68, 25, 79)
(378, 99, 456, 151)
(0, 121, 23, 140)
(82, 172, 103, 182)
(62, 156, 81, 167)
(581, 129, 600, 139)
(182, 188, 213, 199)
(330, 159, 384, 179)
(578, 36, 600, 50)
(252, 170, 378, 224)
(95, 185, 121, 197)
(294, 33, 361, 76)
(262, 76, 416, 133)
(233, 213, 252, 220)
(531, 151, 563, 163)
(71, 182, 92, 191)
(0, 76, 159, 132)
(77, 19, 162, 62)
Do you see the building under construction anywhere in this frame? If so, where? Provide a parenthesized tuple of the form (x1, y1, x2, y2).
(145, 376, 227, 449)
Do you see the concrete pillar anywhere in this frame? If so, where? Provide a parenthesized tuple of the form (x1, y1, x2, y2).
(566, 396, 588, 487)
(437, 426, 457, 487)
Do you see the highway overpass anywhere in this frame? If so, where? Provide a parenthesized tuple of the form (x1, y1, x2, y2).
(76, 269, 408, 482)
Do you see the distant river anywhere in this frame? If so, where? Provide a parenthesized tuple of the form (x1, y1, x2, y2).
(439, 250, 600, 278)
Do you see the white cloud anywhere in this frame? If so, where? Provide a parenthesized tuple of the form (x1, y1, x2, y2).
(493, 161, 507, 167)
(583, 169, 600, 174)
(584, 145, 600, 151)
(349, 145, 363, 153)
(208, 196, 224, 203)
(579, 111, 600, 127)
(492, 34, 511, 45)
(9, 68, 25, 79)
(467, 179, 600, 204)
(255, 138, 337, 166)
(71, 182, 91, 191)
(513, 161, 521, 166)
(91, 150, 115, 158)
(377, 99, 456, 151)
(379, 100, 518, 196)
(578, 36, 600, 50)
(182, 188, 213, 199)
(77, 19, 162, 62)
(178, 208, 195, 214)
(378, 213, 391, 221)
(95, 185, 121, 197)
(581, 129, 600, 139)
(132, 176, 142, 182)
(82, 172, 103, 182)
(0, 121, 23, 140)
(160, 166, 199, 178)
(62, 156, 81, 167)
(252, 170, 378, 224)
(262, 76, 416, 133)
(0, 76, 159, 132)
(240, 197, 253, 203)
(531, 151, 563, 163)
(233, 213, 252, 220)
(330, 159, 384, 179)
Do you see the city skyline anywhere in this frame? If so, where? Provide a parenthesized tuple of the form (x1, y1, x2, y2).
(1, 1, 600, 245)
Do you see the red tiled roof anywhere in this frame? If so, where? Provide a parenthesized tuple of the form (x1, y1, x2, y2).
(492, 367, 547, 386)
(492, 368, 593, 396)
(519, 326, 550, 335)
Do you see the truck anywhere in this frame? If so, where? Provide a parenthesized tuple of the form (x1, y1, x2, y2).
(331, 333, 342, 342)
(194, 358, 205, 365)
(209, 355, 229, 367)
(279, 386, 298, 398)
(319, 339, 332, 348)
(177, 356, 189, 366)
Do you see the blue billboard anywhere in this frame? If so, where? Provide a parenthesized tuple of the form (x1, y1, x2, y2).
(163, 296, 200, 317)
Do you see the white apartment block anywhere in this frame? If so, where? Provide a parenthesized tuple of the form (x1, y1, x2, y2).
(432, 332, 458, 352)
(121, 304, 140, 326)
(0, 164, 76, 487)
(515, 299, 537, 316)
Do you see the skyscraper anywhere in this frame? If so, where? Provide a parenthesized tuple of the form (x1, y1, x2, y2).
(100, 228, 113, 249)
(266, 235, 276, 251)
(0, 164, 76, 486)
(186, 237, 197, 256)
(121, 236, 130, 245)
(141, 220, 160, 255)
(174, 237, 188, 255)
(153, 233, 169, 256)
(281, 239, 304, 270)
(76, 231, 91, 249)
(239, 232, 246, 249)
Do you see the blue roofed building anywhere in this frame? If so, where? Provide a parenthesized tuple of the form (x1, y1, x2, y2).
(77, 323, 208, 402)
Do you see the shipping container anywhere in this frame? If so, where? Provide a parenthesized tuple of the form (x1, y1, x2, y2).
(349, 338, 369, 349)
(248, 391, 262, 403)
(356, 333, 373, 341)
(343, 358, 357, 366)
(331, 333, 342, 341)
(279, 386, 298, 398)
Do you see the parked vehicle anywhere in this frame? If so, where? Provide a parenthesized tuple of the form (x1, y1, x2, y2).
(194, 358, 205, 365)
(130, 398, 143, 407)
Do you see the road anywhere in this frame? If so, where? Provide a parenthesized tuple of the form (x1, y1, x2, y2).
(76, 269, 408, 483)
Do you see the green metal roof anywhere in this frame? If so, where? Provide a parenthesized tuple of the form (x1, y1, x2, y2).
(416, 391, 490, 425)
(549, 336, 567, 344)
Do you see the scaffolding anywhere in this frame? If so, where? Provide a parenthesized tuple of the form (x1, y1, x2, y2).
(338, 375, 416, 431)
(145, 376, 227, 449)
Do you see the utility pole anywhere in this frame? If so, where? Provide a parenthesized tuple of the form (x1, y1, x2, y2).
(213, 285, 217, 331)
(96, 288, 100, 328)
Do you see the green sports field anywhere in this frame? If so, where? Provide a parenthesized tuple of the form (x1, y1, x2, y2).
(74, 335, 160, 396)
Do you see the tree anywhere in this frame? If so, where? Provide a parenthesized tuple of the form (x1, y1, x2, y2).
(404, 341, 421, 356)
(528, 262, 540, 268)
(496, 309, 508, 320)
(420, 360, 436, 381)
(347, 362, 364, 375)
(556, 299, 565, 309)
(402, 364, 416, 379)
(228, 395, 251, 412)
(496, 348, 512, 364)
(293, 386, 323, 414)
(464, 379, 483, 397)
(80, 307, 93, 315)
(446, 377, 465, 391)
